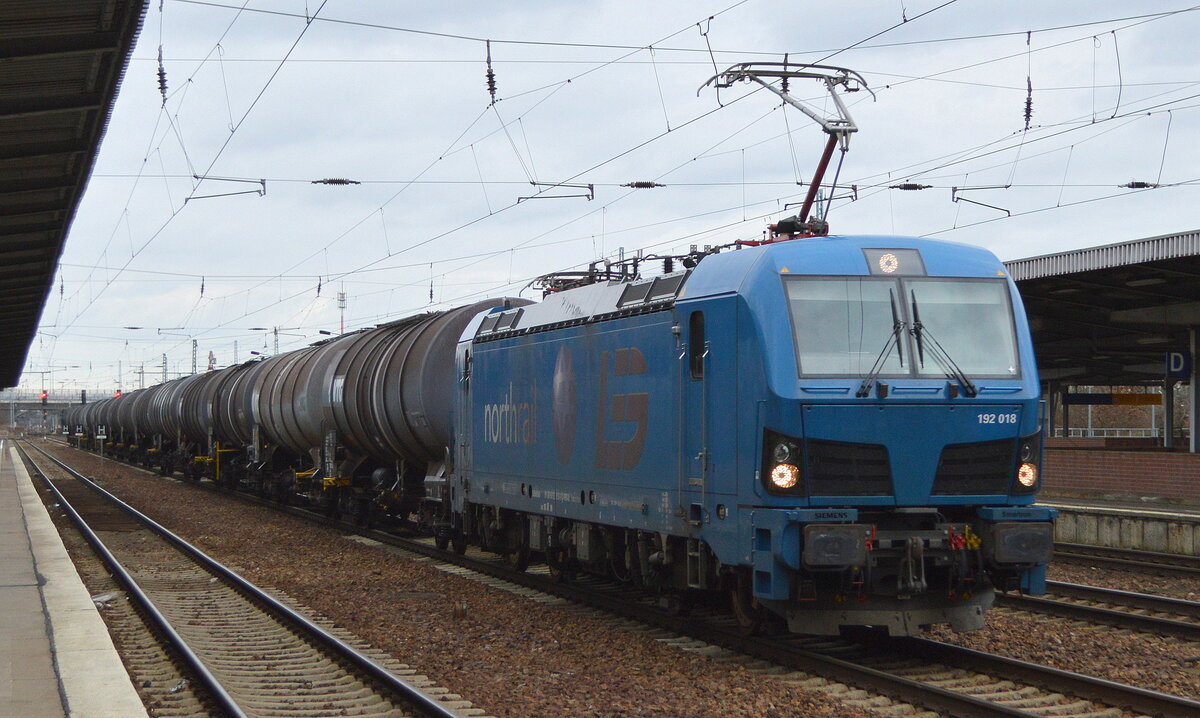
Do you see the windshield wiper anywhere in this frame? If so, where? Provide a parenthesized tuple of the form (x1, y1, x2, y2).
(909, 290, 977, 398)
(855, 289, 905, 398)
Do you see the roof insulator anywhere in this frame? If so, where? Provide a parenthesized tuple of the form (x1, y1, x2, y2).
(1121, 181, 1158, 189)
(485, 39, 498, 105)
(621, 181, 666, 189)
(156, 46, 168, 106)
(312, 178, 361, 185)
(889, 183, 932, 190)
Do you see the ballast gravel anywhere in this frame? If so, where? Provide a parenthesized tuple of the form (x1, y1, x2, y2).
(40, 442, 1200, 713)
(41, 444, 876, 718)
(1048, 562, 1200, 601)
(923, 605, 1200, 700)
(923, 561, 1200, 698)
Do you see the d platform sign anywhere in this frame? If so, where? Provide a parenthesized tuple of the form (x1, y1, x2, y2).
(1166, 351, 1191, 379)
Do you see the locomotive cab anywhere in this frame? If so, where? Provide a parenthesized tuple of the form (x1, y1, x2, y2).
(446, 231, 1053, 638)
(680, 235, 1055, 635)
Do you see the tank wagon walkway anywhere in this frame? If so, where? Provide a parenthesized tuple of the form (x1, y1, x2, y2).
(0, 440, 146, 717)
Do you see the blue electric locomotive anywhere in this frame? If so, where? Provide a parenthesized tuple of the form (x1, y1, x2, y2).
(449, 231, 1054, 636)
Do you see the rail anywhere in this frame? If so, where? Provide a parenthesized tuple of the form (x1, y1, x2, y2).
(1054, 542, 1200, 576)
(996, 581, 1200, 642)
(20, 440, 462, 718)
(44, 439, 1200, 718)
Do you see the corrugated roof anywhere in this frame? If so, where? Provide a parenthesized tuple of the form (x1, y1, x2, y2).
(1006, 229, 1200, 281)
(0, 0, 147, 388)
(1005, 229, 1200, 386)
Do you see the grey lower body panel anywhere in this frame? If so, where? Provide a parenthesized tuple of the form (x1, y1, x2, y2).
(783, 590, 994, 636)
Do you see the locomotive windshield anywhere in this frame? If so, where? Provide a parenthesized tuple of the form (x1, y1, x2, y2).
(785, 277, 1019, 378)
(785, 278, 904, 375)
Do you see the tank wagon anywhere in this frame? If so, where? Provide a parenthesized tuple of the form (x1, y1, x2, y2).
(67, 229, 1055, 636)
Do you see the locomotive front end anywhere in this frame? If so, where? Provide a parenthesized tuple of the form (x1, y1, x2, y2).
(719, 236, 1055, 636)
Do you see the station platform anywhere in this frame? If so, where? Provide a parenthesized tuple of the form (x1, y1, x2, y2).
(0, 440, 147, 717)
(1039, 444, 1200, 555)
(1041, 494, 1200, 518)
(1040, 495, 1200, 556)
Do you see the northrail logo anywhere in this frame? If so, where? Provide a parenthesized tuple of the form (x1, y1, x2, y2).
(483, 382, 536, 445)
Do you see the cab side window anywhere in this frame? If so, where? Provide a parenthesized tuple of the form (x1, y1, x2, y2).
(689, 311, 705, 380)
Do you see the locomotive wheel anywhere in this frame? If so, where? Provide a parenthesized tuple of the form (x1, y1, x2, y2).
(730, 569, 767, 636)
(434, 533, 450, 551)
(506, 546, 530, 572)
(505, 522, 530, 572)
(451, 532, 468, 555)
(547, 550, 576, 583)
(664, 594, 690, 617)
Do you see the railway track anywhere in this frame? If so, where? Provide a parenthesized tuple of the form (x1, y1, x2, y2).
(37, 440, 1200, 718)
(18, 441, 474, 718)
(996, 581, 1200, 642)
(1054, 542, 1200, 576)
(393, 538, 1200, 718)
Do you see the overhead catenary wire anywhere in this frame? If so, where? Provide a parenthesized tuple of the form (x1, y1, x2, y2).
(96, 0, 1190, 350)
(89, 2, 770, 363)
(58, 78, 1200, 316)
(166, 1, 1197, 59)
(49, 1, 334, 360)
(138, 1, 971, 359)
(140, 1, 763, 349)
(33, 3, 1200, 381)
(49, 0, 256, 341)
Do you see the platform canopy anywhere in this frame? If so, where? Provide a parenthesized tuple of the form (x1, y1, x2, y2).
(1006, 230, 1200, 386)
(0, 0, 147, 388)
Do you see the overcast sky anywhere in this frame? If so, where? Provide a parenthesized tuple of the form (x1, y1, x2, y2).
(17, 0, 1200, 395)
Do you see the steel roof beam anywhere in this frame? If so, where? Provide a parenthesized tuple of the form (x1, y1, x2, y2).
(0, 93, 103, 120)
(0, 138, 89, 161)
(0, 200, 70, 219)
(1111, 302, 1200, 325)
(0, 177, 75, 194)
(0, 220, 64, 237)
(0, 32, 120, 60)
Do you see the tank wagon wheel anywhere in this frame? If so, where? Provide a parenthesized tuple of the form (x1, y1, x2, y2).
(355, 497, 377, 529)
(323, 487, 342, 519)
(730, 568, 767, 636)
(273, 477, 291, 506)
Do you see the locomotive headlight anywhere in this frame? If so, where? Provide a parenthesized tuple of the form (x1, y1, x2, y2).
(770, 463, 800, 489)
(1017, 462, 1038, 487)
(1014, 432, 1042, 493)
(762, 429, 805, 494)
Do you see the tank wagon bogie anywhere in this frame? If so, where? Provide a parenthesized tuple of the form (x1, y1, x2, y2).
(69, 230, 1055, 637)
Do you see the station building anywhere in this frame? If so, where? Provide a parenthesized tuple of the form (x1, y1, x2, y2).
(1008, 230, 1200, 504)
